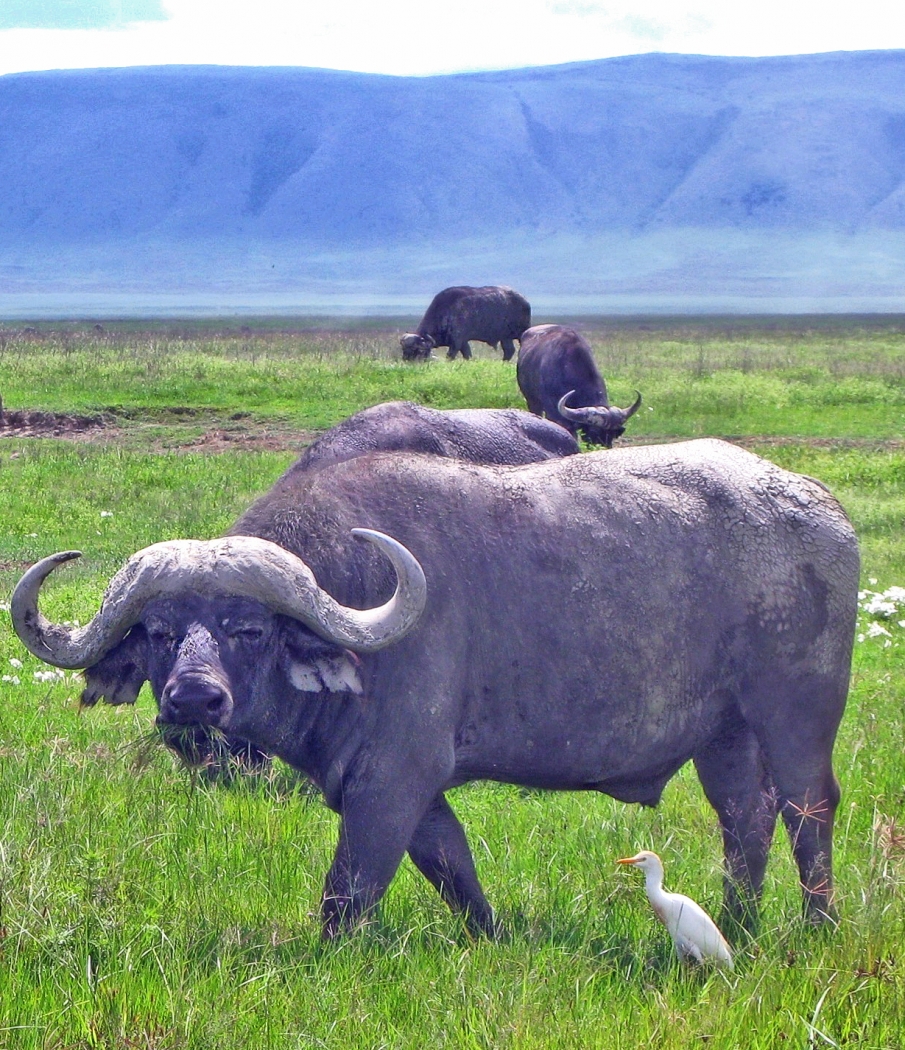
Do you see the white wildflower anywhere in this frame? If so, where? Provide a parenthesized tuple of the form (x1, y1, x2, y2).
(867, 622, 892, 639)
(33, 669, 66, 683)
(1, 675, 20, 685)
(0, 601, 9, 613)
(9, 658, 22, 669)
(869, 577, 878, 585)
(100, 511, 113, 518)
(857, 634, 865, 643)
(863, 596, 897, 618)
(884, 586, 905, 603)
(27, 533, 37, 538)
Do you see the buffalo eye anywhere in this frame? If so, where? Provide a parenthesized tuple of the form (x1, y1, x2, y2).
(222, 621, 266, 644)
(145, 618, 177, 646)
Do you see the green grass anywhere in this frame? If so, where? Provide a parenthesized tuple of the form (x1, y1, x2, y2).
(0, 317, 904, 1048)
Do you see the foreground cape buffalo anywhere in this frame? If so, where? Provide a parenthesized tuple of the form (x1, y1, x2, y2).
(13, 440, 858, 937)
(290, 401, 578, 473)
(400, 285, 531, 361)
(517, 324, 641, 447)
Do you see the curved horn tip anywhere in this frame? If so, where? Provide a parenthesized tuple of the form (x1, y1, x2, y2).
(623, 390, 643, 419)
(44, 550, 83, 566)
(351, 528, 417, 561)
(558, 390, 577, 409)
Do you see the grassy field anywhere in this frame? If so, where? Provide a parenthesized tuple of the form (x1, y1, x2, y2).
(0, 317, 904, 1049)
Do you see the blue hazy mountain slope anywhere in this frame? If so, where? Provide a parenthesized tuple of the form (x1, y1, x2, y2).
(2, 52, 905, 311)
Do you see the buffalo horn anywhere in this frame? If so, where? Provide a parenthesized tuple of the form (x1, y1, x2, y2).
(557, 390, 642, 427)
(11, 532, 427, 669)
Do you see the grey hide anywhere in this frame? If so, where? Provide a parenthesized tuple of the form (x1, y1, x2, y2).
(13, 439, 859, 938)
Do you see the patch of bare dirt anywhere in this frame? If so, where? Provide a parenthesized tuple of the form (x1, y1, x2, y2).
(0, 558, 32, 572)
(0, 408, 109, 439)
(178, 428, 316, 453)
(0, 404, 315, 452)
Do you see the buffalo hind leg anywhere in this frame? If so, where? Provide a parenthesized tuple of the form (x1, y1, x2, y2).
(746, 671, 846, 923)
(407, 793, 495, 936)
(776, 765, 840, 923)
(693, 713, 778, 934)
(500, 337, 516, 361)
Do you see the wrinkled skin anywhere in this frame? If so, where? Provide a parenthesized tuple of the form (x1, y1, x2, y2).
(288, 401, 578, 474)
(400, 286, 531, 361)
(518, 324, 635, 447)
(58, 441, 857, 938)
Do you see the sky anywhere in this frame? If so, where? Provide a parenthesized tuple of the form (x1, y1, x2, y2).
(1, 0, 904, 78)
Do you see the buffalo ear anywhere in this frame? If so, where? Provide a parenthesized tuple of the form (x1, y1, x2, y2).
(81, 626, 149, 707)
(280, 621, 364, 696)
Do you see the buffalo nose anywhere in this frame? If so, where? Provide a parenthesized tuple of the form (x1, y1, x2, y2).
(161, 676, 231, 724)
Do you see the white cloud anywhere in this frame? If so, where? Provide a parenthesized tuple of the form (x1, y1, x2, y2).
(0, 0, 904, 78)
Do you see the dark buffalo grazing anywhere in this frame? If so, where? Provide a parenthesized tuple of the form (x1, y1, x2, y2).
(290, 401, 578, 474)
(400, 285, 531, 361)
(13, 440, 858, 938)
(517, 324, 641, 447)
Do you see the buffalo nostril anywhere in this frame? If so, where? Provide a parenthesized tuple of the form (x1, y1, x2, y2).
(206, 694, 226, 717)
(161, 676, 231, 724)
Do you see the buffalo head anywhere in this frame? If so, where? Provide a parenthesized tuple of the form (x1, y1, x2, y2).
(557, 390, 642, 448)
(12, 532, 426, 768)
(399, 333, 435, 361)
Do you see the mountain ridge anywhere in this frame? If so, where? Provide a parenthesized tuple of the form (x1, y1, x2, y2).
(2, 52, 905, 312)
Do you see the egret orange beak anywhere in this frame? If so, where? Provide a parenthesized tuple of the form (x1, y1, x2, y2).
(616, 857, 639, 865)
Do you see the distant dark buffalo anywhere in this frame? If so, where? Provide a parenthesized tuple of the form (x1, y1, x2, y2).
(517, 324, 641, 448)
(290, 401, 578, 473)
(400, 286, 531, 361)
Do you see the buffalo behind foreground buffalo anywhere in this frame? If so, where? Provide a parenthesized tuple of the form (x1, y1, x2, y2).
(289, 401, 578, 474)
(13, 440, 858, 938)
(400, 285, 531, 361)
(517, 324, 641, 447)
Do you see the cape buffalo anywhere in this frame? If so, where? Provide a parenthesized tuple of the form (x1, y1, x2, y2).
(517, 324, 641, 447)
(12, 440, 858, 938)
(290, 401, 578, 473)
(400, 286, 531, 361)
(115, 402, 576, 778)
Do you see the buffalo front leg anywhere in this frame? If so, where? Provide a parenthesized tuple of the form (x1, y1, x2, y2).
(407, 793, 495, 936)
(500, 337, 516, 361)
(446, 340, 472, 360)
(322, 785, 437, 938)
(693, 713, 778, 934)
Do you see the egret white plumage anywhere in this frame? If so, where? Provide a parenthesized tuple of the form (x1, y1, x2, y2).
(617, 850, 734, 970)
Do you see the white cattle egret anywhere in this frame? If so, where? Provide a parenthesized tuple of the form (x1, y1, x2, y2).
(617, 850, 734, 969)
